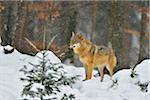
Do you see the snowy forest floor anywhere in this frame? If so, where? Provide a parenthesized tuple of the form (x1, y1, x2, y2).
(0, 45, 150, 100)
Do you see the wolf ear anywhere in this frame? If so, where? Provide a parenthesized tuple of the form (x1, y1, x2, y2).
(72, 32, 78, 36)
(72, 32, 75, 37)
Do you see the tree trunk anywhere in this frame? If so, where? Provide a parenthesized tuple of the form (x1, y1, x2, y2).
(108, 1, 131, 70)
(1, 1, 18, 46)
(91, 1, 97, 43)
(13, 1, 28, 50)
(138, 8, 150, 63)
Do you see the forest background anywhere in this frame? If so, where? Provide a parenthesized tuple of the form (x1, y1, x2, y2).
(0, 0, 149, 71)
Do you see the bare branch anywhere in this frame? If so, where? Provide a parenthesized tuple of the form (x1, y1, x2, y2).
(24, 37, 40, 52)
(47, 34, 58, 50)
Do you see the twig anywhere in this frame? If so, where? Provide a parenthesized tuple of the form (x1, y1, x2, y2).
(47, 34, 58, 50)
(109, 78, 118, 88)
(24, 37, 40, 52)
(43, 26, 46, 49)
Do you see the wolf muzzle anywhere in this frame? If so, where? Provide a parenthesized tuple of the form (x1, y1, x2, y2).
(69, 45, 75, 49)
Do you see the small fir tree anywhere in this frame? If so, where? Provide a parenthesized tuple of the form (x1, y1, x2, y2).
(20, 51, 79, 100)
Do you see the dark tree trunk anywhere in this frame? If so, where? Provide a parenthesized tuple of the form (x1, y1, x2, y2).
(1, 1, 18, 46)
(13, 1, 28, 49)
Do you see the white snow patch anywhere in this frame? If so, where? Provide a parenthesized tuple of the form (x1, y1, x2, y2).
(35, 51, 61, 64)
(135, 60, 150, 83)
(3, 45, 14, 51)
(30, 83, 44, 92)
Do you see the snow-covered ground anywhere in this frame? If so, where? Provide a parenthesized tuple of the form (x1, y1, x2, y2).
(0, 45, 150, 100)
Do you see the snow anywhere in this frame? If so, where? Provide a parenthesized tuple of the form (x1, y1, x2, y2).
(135, 60, 150, 83)
(35, 50, 61, 64)
(3, 45, 14, 51)
(148, 84, 150, 94)
(0, 45, 30, 100)
(30, 83, 45, 92)
(0, 45, 150, 100)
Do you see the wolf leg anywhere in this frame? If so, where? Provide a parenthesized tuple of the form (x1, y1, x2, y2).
(107, 55, 116, 77)
(84, 64, 93, 80)
(86, 63, 93, 80)
(106, 65, 113, 77)
(83, 64, 88, 81)
(106, 65, 117, 85)
(98, 66, 104, 82)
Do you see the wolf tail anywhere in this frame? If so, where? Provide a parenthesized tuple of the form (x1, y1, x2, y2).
(108, 41, 112, 48)
(108, 41, 115, 55)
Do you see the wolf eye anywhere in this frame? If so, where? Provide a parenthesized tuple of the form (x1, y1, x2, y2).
(73, 43, 80, 48)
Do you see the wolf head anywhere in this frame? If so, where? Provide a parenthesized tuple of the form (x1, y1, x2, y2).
(70, 32, 84, 49)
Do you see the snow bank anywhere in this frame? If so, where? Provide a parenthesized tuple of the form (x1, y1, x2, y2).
(0, 45, 32, 100)
(135, 60, 150, 83)
(35, 51, 61, 64)
(113, 69, 138, 87)
(111, 69, 146, 100)
(0, 45, 150, 100)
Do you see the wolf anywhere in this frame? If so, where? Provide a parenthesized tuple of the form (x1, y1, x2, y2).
(70, 32, 117, 81)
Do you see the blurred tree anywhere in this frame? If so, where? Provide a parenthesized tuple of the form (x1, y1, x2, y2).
(74, 1, 100, 66)
(91, 1, 97, 42)
(57, 1, 78, 61)
(94, 1, 110, 46)
(13, 1, 28, 51)
(13, 1, 62, 55)
(138, 2, 150, 63)
(58, 1, 77, 45)
(0, 1, 5, 42)
(0, 1, 18, 46)
(108, 1, 131, 70)
(126, 1, 150, 66)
